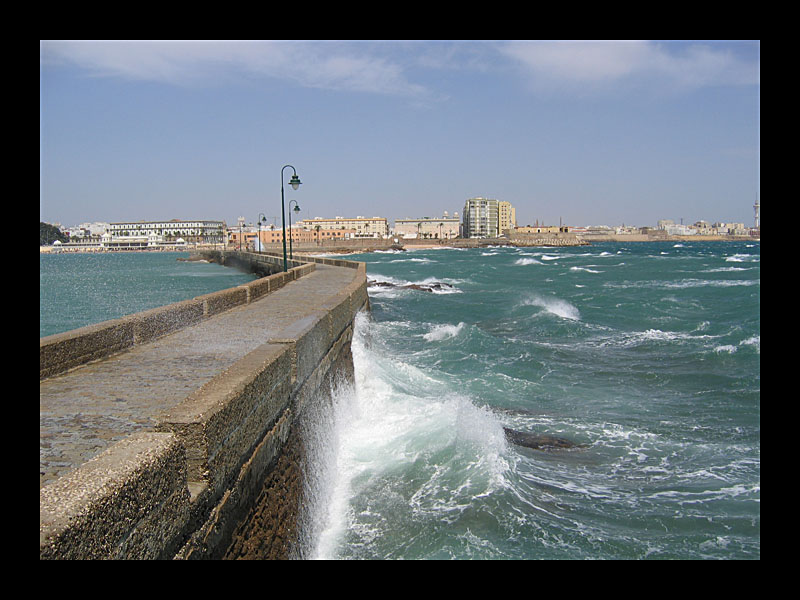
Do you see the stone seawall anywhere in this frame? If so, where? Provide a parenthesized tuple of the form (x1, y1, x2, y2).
(40, 251, 368, 559)
(40, 252, 314, 380)
(507, 233, 588, 247)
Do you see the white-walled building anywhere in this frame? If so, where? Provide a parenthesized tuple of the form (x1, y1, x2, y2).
(394, 214, 460, 239)
(106, 220, 225, 244)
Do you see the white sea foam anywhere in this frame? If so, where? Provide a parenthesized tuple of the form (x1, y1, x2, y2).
(414, 276, 463, 294)
(714, 344, 738, 354)
(605, 279, 759, 290)
(593, 328, 720, 348)
(713, 335, 760, 355)
(368, 273, 404, 285)
(311, 313, 509, 558)
(514, 257, 543, 266)
(388, 257, 434, 263)
(725, 253, 759, 262)
(367, 273, 462, 294)
(740, 335, 760, 352)
(423, 322, 466, 341)
(523, 295, 581, 320)
(569, 266, 603, 274)
(702, 266, 752, 273)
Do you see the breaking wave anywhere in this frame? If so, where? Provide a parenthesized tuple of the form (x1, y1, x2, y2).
(522, 294, 581, 320)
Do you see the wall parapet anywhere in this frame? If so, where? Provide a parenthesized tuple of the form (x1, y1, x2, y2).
(39, 432, 191, 560)
(39, 254, 314, 380)
(40, 252, 368, 559)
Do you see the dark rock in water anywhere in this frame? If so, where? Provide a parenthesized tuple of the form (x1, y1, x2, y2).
(503, 427, 580, 450)
(177, 255, 209, 262)
(368, 279, 455, 293)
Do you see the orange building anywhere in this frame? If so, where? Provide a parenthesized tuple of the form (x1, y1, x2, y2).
(258, 227, 356, 245)
(228, 226, 358, 249)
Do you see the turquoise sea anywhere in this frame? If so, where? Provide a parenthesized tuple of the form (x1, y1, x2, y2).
(305, 241, 760, 559)
(39, 242, 760, 559)
(39, 251, 256, 338)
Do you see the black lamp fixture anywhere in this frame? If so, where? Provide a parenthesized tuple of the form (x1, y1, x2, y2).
(280, 165, 302, 272)
(288, 200, 301, 259)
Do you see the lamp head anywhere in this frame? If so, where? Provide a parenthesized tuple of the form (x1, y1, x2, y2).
(289, 174, 301, 190)
(293, 204, 301, 213)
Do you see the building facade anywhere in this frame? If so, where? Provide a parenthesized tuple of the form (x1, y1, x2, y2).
(107, 220, 226, 244)
(514, 225, 562, 234)
(252, 226, 357, 247)
(394, 215, 460, 239)
(300, 216, 389, 239)
(499, 201, 516, 235)
(462, 197, 501, 238)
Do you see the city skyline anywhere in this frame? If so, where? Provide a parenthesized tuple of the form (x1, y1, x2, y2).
(40, 40, 760, 229)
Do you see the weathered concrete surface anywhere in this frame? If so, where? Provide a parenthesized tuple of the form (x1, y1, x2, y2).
(40, 263, 344, 487)
(40, 253, 368, 559)
(40, 262, 347, 486)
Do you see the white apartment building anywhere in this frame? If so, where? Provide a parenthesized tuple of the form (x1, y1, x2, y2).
(462, 197, 501, 238)
(106, 220, 226, 244)
(300, 216, 389, 238)
(64, 222, 110, 239)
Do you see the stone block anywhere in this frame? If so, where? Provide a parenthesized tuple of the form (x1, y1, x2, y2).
(40, 318, 135, 379)
(40, 432, 190, 560)
(268, 310, 332, 389)
(320, 291, 353, 342)
(197, 286, 249, 317)
(242, 276, 272, 303)
(156, 343, 293, 494)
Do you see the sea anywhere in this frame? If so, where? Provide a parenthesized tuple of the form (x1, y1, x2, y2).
(39, 251, 256, 338)
(39, 242, 760, 559)
(304, 241, 760, 560)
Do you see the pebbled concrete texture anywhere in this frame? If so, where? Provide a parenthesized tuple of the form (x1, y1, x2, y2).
(40, 261, 359, 488)
(40, 252, 368, 559)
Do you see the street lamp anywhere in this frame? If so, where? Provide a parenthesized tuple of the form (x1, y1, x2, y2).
(288, 200, 301, 259)
(280, 165, 302, 272)
(257, 213, 267, 253)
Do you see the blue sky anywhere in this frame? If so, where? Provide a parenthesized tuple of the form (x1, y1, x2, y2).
(40, 40, 760, 229)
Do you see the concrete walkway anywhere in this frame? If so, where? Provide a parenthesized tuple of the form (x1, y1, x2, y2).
(40, 263, 360, 488)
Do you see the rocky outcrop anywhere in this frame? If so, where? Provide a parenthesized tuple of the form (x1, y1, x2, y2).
(503, 427, 581, 450)
(368, 279, 456, 293)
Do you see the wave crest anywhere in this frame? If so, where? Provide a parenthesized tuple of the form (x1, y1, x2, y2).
(423, 322, 466, 341)
(522, 295, 581, 320)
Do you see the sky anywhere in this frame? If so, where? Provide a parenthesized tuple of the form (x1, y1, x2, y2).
(40, 40, 760, 230)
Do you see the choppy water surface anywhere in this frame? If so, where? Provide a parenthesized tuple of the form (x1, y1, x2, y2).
(39, 252, 256, 337)
(38, 243, 760, 559)
(308, 241, 759, 559)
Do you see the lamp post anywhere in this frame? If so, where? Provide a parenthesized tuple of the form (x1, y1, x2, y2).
(280, 165, 302, 272)
(288, 200, 300, 259)
(257, 213, 267, 253)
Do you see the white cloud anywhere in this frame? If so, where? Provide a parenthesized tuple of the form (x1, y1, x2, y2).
(499, 40, 759, 92)
(40, 40, 431, 98)
(40, 40, 759, 102)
